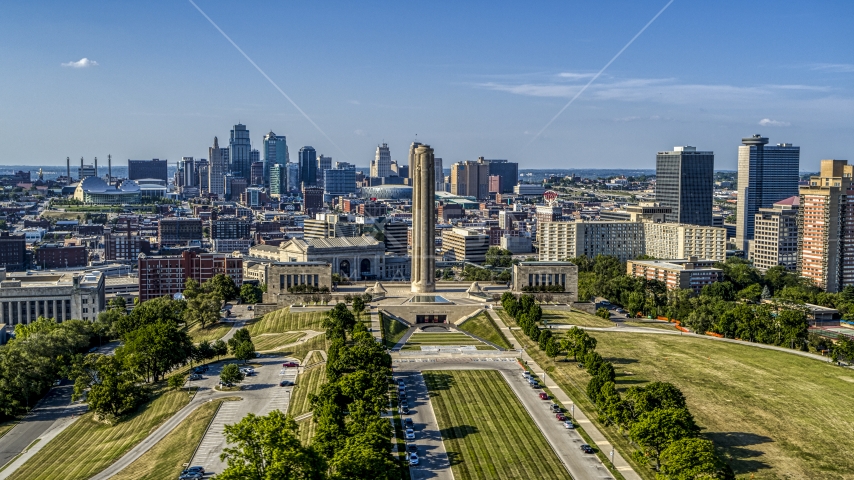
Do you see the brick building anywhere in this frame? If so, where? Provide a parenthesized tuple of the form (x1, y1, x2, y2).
(0, 232, 26, 271)
(138, 251, 243, 302)
(34, 244, 88, 269)
(104, 228, 151, 261)
(158, 217, 203, 246)
(211, 217, 251, 240)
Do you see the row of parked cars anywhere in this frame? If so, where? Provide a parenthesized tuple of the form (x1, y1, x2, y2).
(525, 370, 595, 455)
(397, 379, 420, 467)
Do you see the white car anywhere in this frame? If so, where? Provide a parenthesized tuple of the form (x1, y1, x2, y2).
(409, 453, 419, 466)
(564, 420, 575, 429)
(405, 428, 415, 440)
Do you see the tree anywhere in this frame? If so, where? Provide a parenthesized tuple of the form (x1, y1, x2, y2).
(183, 278, 202, 300)
(544, 337, 561, 361)
(629, 408, 700, 470)
(220, 364, 244, 385)
(240, 283, 263, 304)
(352, 297, 365, 317)
(323, 303, 357, 342)
(625, 382, 689, 420)
(168, 374, 185, 391)
(213, 339, 228, 360)
(596, 307, 610, 320)
(218, 410, 325, 480)
(73, 354, 147, 421)
(107, 296, 127, 311)
(208, 274, 239, 301)
(121, 321, 193, 383)
(228, 328, 256, 363)
(657, 438, 735, 480)
(184, 292, 223, 330)
(328, 435, 398, 480)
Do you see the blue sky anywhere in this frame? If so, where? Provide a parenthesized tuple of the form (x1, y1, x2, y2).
(1, 0, 852, 170)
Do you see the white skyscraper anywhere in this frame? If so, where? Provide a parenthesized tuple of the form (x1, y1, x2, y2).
(370, 143, 392, 178)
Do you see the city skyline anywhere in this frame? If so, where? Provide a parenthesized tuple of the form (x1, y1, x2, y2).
(1, 1, 852, 169)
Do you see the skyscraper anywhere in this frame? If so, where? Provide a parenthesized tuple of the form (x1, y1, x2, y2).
(270, 164, 285, 198)
(317, 155, 332, 185)
(128, 159, 168, 182)
(735, 135, 800, 251)
(299, 146, 317, 186)
(370, 143, 392, 178)
(229, 124, 252, 180)
(208, 137, 228, 198)
(797, 160, 854, 292)
(410, 143, 436, 293)
(287, 162, 299, 193)
(180, 157, 195, 187)
(263, 131, 288, 187)
(480, 158, 518, 193)
(434, 157, 444, 192)
(655, 146, 714, 226)
(450, 160, 489, 199)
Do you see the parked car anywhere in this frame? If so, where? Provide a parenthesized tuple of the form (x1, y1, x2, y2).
(187, 466, 205, 474)
(189, 374, 202, 380)
(550, 404, 561, 413)
(283, 362, 299, 368)
(405, 428, 415, 440)
(409, 453, 419, 466)
(279, 380, 292, 387)
(556, 413, 566, 421)
(399, 399, 408, 408)
(564, 420, 575, 429)
(400, 406, 410, 414)
(538, 392, 549, 400)
(404, 418, 414, 428)
(580, 444, 595, 454)
(247, 305, 253, 310)
(407, 444, 417, 454)
(530, 382, 540, 389)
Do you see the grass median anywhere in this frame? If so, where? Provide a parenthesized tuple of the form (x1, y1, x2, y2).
(8, 387, 190, 480)
(247, 307, 326, 334)
(381, 313, 409, 348)
(288, 365, 327, 418)
(423, 370, 567, 480)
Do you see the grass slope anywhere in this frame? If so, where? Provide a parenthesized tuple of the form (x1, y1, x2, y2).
(457, 312, 512, 349)
(500, 310, 854, 479)
(288, 365, 327, 419)
(111, 399, 234, 480)
(247, 308, 326, 335)
(542, 309, 615, 327)
(423, 370, 567, 480)
(278, 334, 329, 362)
(187, 320, 232, 344)
(252, 332, 306, 351)
(9, 388, 190, 480)
(381, 313, 409, 348)
(402, 332, 495, 351)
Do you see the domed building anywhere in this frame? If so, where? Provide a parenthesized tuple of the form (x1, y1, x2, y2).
(73, 177, 142, 205)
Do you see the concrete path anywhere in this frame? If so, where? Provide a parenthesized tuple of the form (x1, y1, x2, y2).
(487, 309, 641, 480)
(397, 372, 453, 480)
(0, 381, 88, 475)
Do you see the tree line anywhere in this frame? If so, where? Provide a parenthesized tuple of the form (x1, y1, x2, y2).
(501, 293, 735, 479)
(215, 302, 400, 480)
(571, 255, 851, 353)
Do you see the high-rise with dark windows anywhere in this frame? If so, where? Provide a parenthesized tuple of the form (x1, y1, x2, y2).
(655, 146, 714, 226)
(263, 131, 288, 188)
(735, 135, 800, 252)
(299, 146, 317, 186)
(128, 159, 168, 182)
(229, 124, 252, 180)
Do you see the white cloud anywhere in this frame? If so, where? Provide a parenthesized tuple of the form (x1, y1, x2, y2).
(558, 72, 597, 80)
(758, 118, 791, 127)
(61, 58, 98, 68)
(810, 63, 854, 73)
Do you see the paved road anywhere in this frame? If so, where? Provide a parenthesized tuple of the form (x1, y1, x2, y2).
(395, 372, 453, 480)
(0, 381, 87, 470)
(393, 359, 613, 480)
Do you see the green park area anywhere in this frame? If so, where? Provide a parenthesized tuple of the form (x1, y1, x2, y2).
(381, 313, 409, 348)
(403, 332, 495, 350)
(187, 319, 232, 344)
(502, 310, 854, 479)
(247, 307, 326, 334)
(423, 370, 568, 480)
(456, 312, 513, 349)
(252, 332, 306, 351)
(112, 398, 240, 480)
(288, 365, 327, 419)
(8, 388, 191, 480)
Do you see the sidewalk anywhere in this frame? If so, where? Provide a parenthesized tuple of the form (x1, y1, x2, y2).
(487, 309, 641, 480)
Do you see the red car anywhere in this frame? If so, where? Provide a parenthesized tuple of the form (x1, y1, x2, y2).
(555, 413, 566, 421)
(283, 362, 299, 368)
(538, 392, 549, 400)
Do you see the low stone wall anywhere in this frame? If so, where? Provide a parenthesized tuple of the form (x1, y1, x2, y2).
(571, 302, 597, 314)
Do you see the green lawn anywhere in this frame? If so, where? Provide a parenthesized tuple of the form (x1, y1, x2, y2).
(423, 370, 568, 480)
(457, 312, 512, 349)
(297, 418, 316, 445)
(402, 332, 494, 350)
(252, 332, 306, 351)
(111, 398, 240, 480)
(381, 313, 410, 348)
(288, 365, 326, 418)
(500, 310, 854, 479)
(187, 320, 232, 344)
(247, 308, 326, 334)
(9, 388, 190, 480)
(542, 309, 614, 327)
(623, 321, 676, 331)
(278, 334, 329, 362)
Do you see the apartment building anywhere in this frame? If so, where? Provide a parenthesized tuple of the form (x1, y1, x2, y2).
(441, 228, 490, 263)
(749, 196, 799, 273)
(138, 251, 242, 302)
(627, 258, 723, 293)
